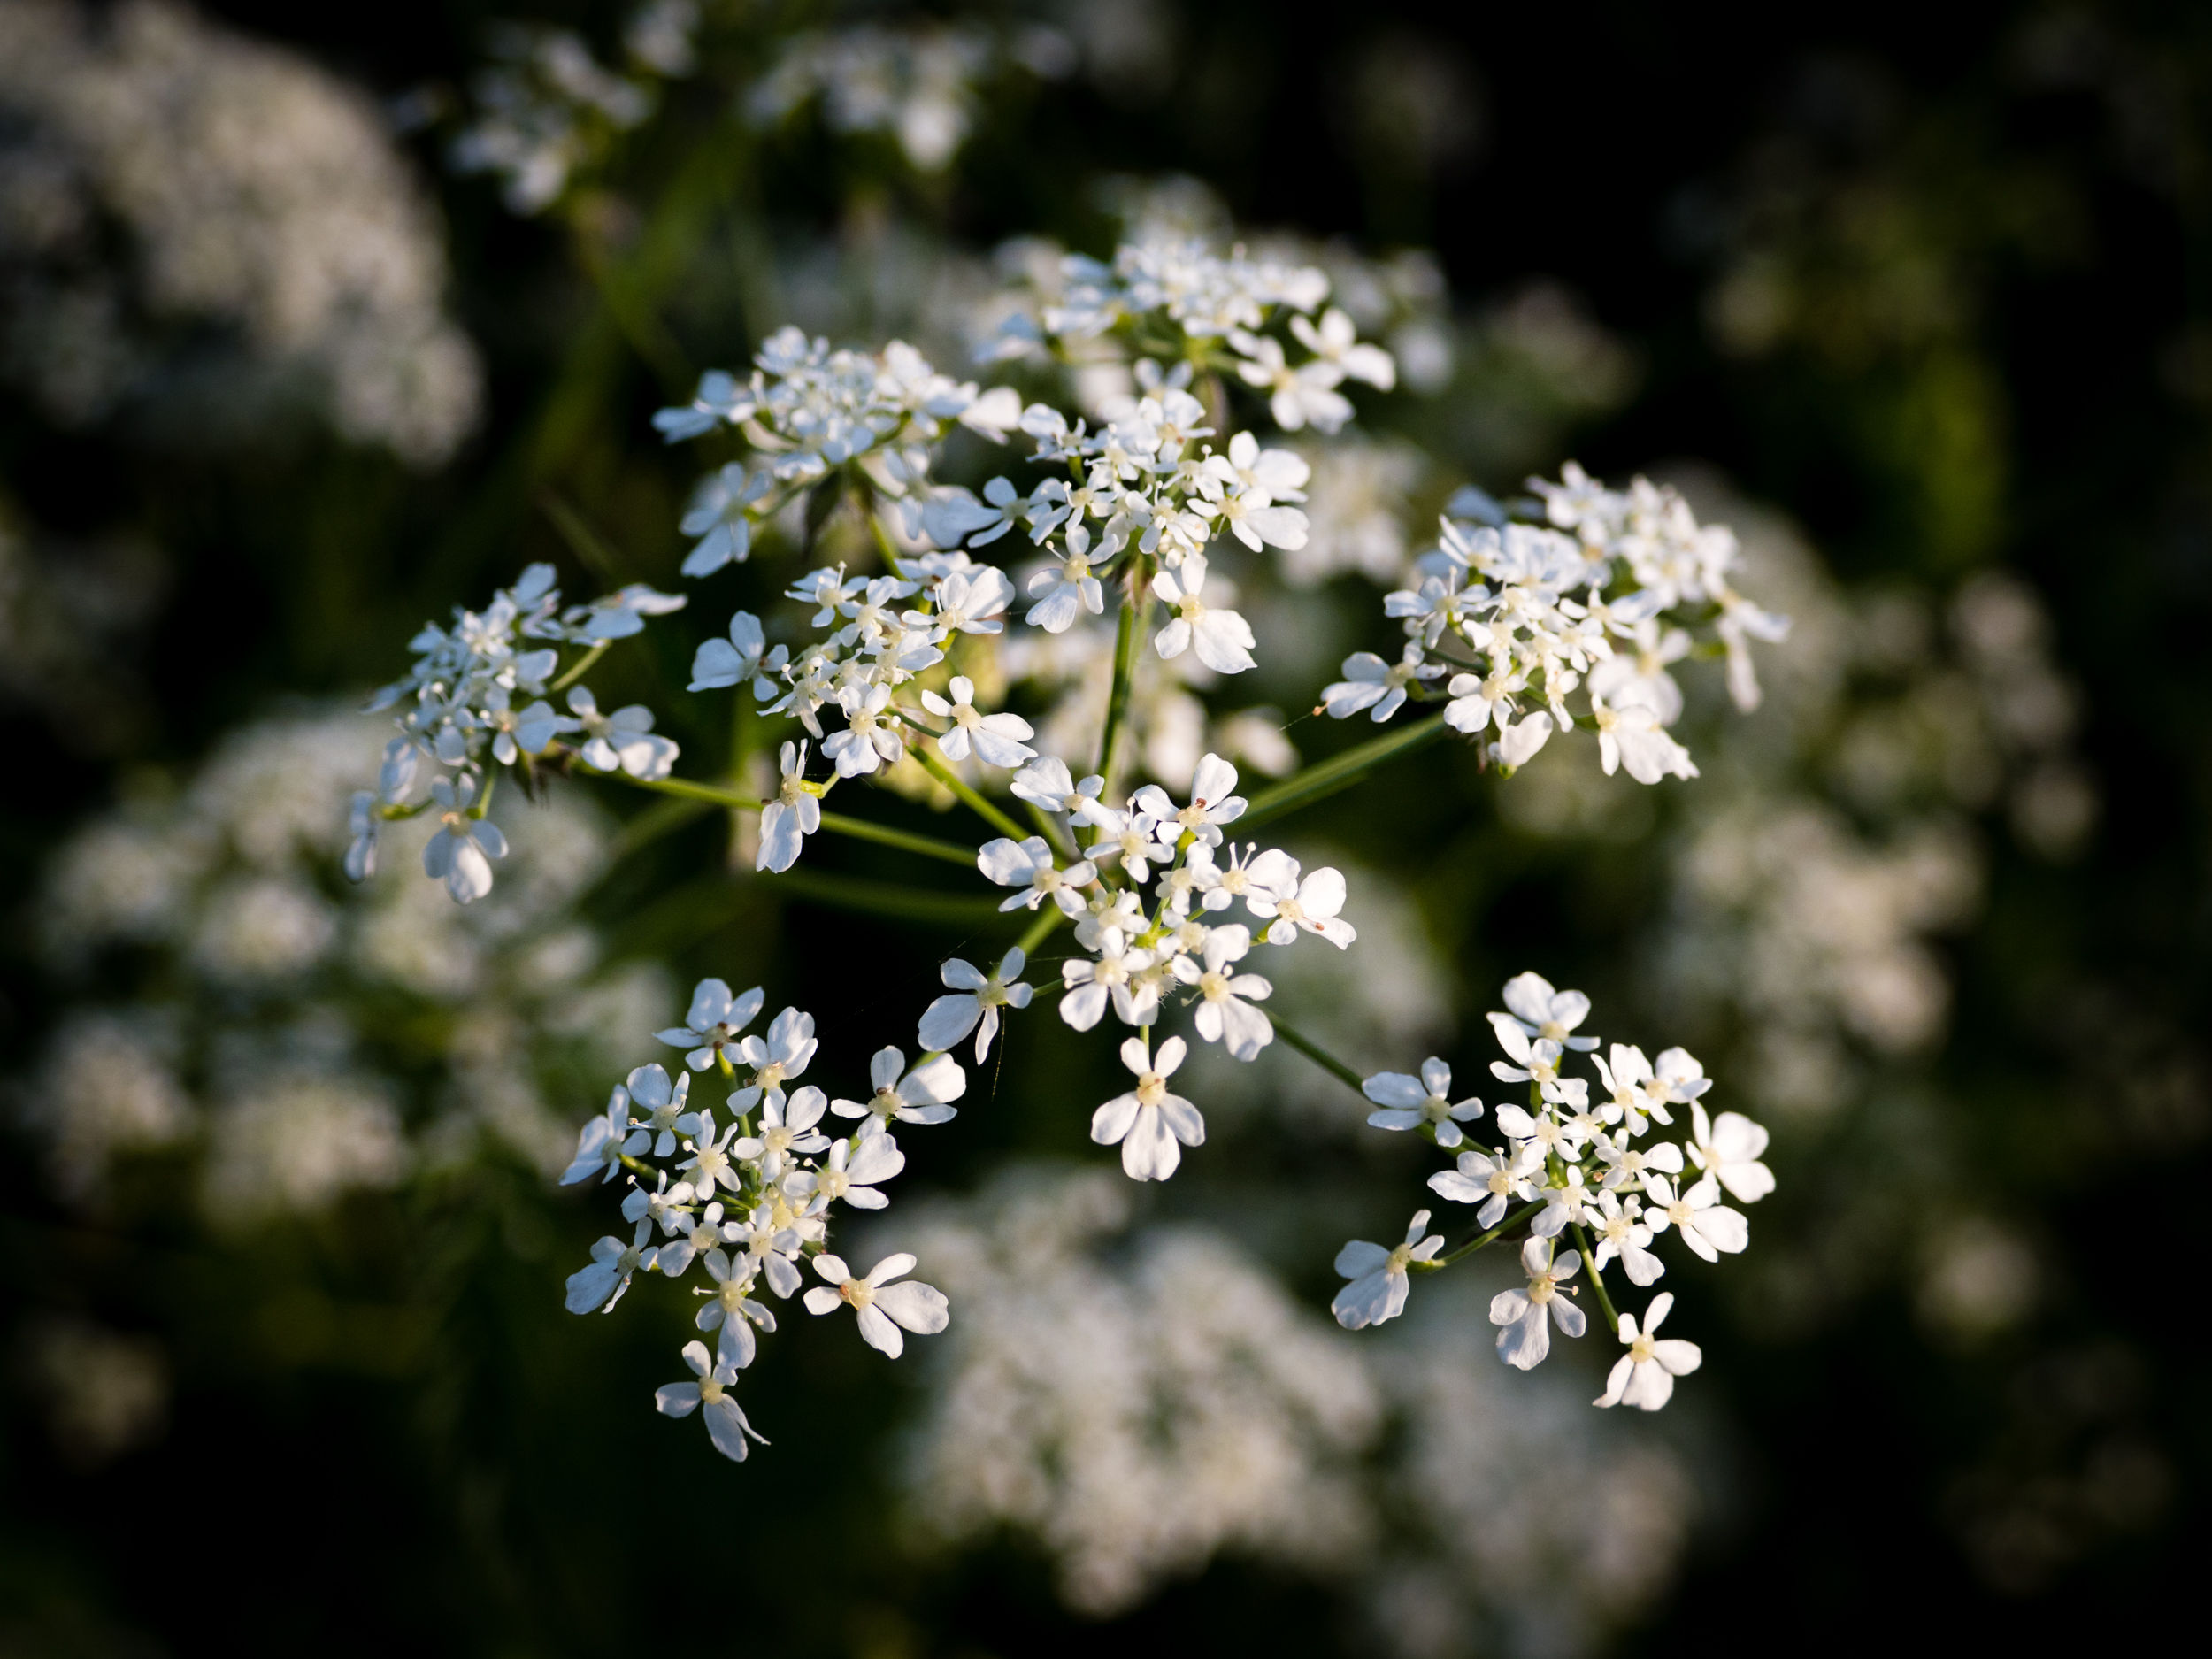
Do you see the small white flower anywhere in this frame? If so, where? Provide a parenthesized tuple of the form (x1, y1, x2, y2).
(831, 1047, 967, 1132)
(733, 1085, 832, 1181)
(1151, 555, 1256, 674)
(1363, 1058, 1484, 1148)
(1288, 307, 1396, 389)
(977, 836, 1096, 916)
(654, 1340, 767, 1462)
(791, 1133, 905, 1212)
(1592, 694, 1698, 785)
(1025, 549, 1104, 633)
(731, 1006, 818, 1110)
(652, 1199, 729, 1280)
(564, 1219, 657, 1314)
(1587, 1190, 1666, 1286)
(758, 740, 822, 873)
(1322, 644, 1441, 722)
(343, 792, 379, 882)
(1427, 1142, 1540, 1227)
(689, 610, 786, 696)
(922, 676, 1037, 767)
(1643, 1174, 1749, 1263)
(1131, 753, 1247, 847)
(923, 565, 1017, 636)
(1059, 933, 1158, 1031)
(655, 978, 767, 1073)
(1595, 1131, 1686, 1195)
(1497, 972, 1600, 1052)
(1186, 924, 1273, 1060)
(1009, 757, 1110, 826)
(823, 684, 905, 777)
(922, 476, 1027, 548)
(560, 1084, 644, 1185)
(512, 698, 580, 754)
(1494, 711, 1554, 768)
(680, 463, 768, 576)
(1233, 331, 1352, 433)
(802, 1252, 949, 1358)
(568, 686, 680, 780)
(918, 949, 1033, 1061)
(1242, 852, 1356, 949)
(1090, 1036, 1204, 1181)
(621, 1063, 699, 1156)
(678, 1110, 743, 1199)
(694, 1248, 778, 1366)
(1490, 1235, 1586, 1370)
(1331, 1209, 1442, 1329)
(1083, 807, 1176, 884)
(422, 774, 508, 903)
(1686, 1101, 1776, 1202)
(1594, 1293, 1702, 1410)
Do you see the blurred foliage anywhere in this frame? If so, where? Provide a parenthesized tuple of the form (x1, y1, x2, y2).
(2, 1, 2208, 1655)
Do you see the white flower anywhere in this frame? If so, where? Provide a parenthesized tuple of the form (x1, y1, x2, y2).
(1587, 1191, 1666, 1286)
(1488, 1018, 1567, 1090)
(568, 686, 679, 780)
(680, 462, 768, 576)
(1131, 752, 1248, 847)
(731, 1006, 818, 1110)
(621, 1063, 700, 1156)
(694, 1249, 778, 1365)
(564, 1219, 657, 1313)
(924, 565, 1017, 636)
(922, 676, 1037, 767)
(1084, 807, 1176, 884)
(1009, 757, 1109, 826)
(791, 1132, 905, 1212)
(1497, 972, 1600, 1052)
(654, 1340, 767, 1462)
(422, 774, 507, 903)
(1322, 645, 1440, 722)
(1091, 1036, 1204, 1181)
(1331, 1209, 1442, 1329)
(1242, 852, 1356, 949)
(1363, 1058, 1484, 1147)
(758, 740, 822, 872)
(922, 476, 1027, 548)
(1594, 1293, 1702, 1410)
(1186, 924, 1273, 1059)
(918, 949, 1033, 1060)
(977, 836, 1096, 916)
(343, 791, 378, 882)
(1150, 555, 1256, 674)
(731, 1202, 807, 1300)
(678, 1110, 743, 1199)
(1643, 1174, 1749, 1263)
(1494, 711, 1554, 768)
(560, 1084, 643, 1185)
(1058, 932, 1158, 1031)
(1025, 549, 1104, 633)
(688, 610, 785, 696)
(1595, 1131, 1686, 1195)
(1592, 695, 1697, 785)
(1233, 331, 1351, 433)
(575, 582, 687, 641)
(1427, 1142, 1540, 1227)
(823, 683, 905, 776)
(733, 1086, 832, 1181)
(655, 978, 766, 1072)
(1686, 1102, 1776, 1202)
(802, 1252, 949, 1357)
(831, 1047, 967, 1131)
(1490, 1236, 1586, 1370)
(1288, 306, 1396, 389)
(512, 698, 580, 754)
(1591, 1042, 1676, 1133)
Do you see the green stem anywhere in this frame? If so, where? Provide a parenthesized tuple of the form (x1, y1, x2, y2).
(550, 641, 609, 693)
(915, 747, 1028, 841)
(1238, 712, 1452, 833)
(1271, 1014, 1366, 1096)
(469, 771, 496, 818)
(583, 766, 979, 867)
(767, 868, 1012, 926)
(1096, 581, 1147, 792)
(1571, 1221, 1620, 1337)
(1015, 904, 1066, 957)
(1419, 1198, 1546, 1271)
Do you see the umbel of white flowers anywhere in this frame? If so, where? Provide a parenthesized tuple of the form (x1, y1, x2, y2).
(340, 234, 1788, 1456)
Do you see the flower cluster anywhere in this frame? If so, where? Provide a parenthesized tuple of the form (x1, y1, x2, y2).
(1322, 464, 1791, 784)
(988, 235, 1397, 434)
(347, 562, 683, 901)
(1333, 972, 1774, 1411)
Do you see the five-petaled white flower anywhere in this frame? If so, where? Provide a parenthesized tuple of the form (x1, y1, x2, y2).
(922, 676, 1037, 767)
(657, 978, 767, 1072)
(1363, 1058, 1484, 1147)
(1322, 645, 1442, 722)
(1332, 1209, 1443, 1329)
(689, 609, 785, 695)
(1151, 555, 1256, 674)
(731, 1006, 819, 1110)
(1587, 1191, 1666, 1286)
(1243, 851, 1356, 948)
(733, 1086, 832, 1181)
(918, 949, 1033, 1060)
(1686, 1101, 1776, 1202)
(978, 836, 1096, 915)
(758, 740, 821, 873)
(1491, 1235, 1586, 1370)
(791, 1133, 905, 1211)
(1025, 549, 1104, 633)
(832, 1047, 966, 1133)
(1091, 1036, 1204, 1181)
(1642, 1174, 1749, 1263)
(1010, 757, 1109, 826)
(1594, 1292, 1701, 1410)
(568, 686, 679, 780)
(1131, 752, 1247, 847)
(679, 462, 767, 576)
(655, 1340, 767, 1463)
(1496, 972, 1601, 1052)
(621, 1063, 699, 1156)
(560, 1084, 644, 1185)
(1428, 1143, 1540, 1228)
(423, 774, 507, 903)
(802, 1253, 949, 1357)
(565, 1219, 657, 1314)
(1186, 924, 1274, 1059)
(694, 1248, 778, 1365)
(1592, 693, 1698, 785)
